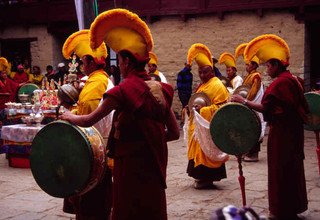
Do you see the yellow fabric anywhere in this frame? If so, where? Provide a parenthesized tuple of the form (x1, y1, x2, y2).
(75, 69, 109, 115)
(250, 56, 260, 64)
(187, 43, 213, 68)
(235, 43, 260, 64)
(29, 74, 44, 87)
(234, 43, 247, 60)
(188, 77, 229, 168)
(148, 51, 158, 65)
(25, 67, 31, 75)
(0, 57, 9, 72)
(219, 52, 236, 68)
(242, 70, 262, 101)
(244, 34, 290, 65)
(89, 9, 153, 60)
(62, 29, 107, 60)
(9, 72, 16, 79)
(153, 69, 159, 76)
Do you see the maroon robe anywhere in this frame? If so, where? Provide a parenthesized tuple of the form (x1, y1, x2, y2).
(105, 70, 173, 220)
(12, 71, 29, 84)
(0, 78, 19, 109)
(262, 71, 308, 217)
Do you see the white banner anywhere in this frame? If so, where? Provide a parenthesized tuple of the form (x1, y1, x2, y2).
(74, 0, 84, 30)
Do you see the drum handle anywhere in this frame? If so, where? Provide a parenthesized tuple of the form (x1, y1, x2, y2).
(56, 104, 61, 120)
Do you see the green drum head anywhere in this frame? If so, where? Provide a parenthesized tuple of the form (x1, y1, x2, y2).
(304, 92, 320, 131)
(210, 103, 261, 155)
(30, 121, 93, 198)
(18, 83, 39, 95)
(18, 83, 39, 102)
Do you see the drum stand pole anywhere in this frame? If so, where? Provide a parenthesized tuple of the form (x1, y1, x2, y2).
(315, 131, 320, 175)
(237, 155, 246, 206)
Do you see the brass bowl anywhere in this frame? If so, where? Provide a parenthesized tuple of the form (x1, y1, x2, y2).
(58, 84, 79, 105)
(188, 92, 211, 113)
(233, 85, 251, 98)
(18, 94, 30, 103)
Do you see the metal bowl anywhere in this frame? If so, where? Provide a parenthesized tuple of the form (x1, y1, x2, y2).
(233, 85, 251, 98)
(57, 84, 79, 105)
(188, 92, 211, 113)
(18, 94, 30, 103)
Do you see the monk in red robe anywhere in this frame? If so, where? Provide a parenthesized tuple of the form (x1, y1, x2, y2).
(232, 58, 308, 219)
(60, 9, 180, 219)
(231, 34, 308, 219)
(0, 71, 19, 110)
(12, 64, 29, 84)
(262, 59, 308, 219)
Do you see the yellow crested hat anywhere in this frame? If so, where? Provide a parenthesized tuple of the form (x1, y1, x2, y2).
(187, 43, 213, 68)
(244, 34, 290, 66)
(90, 8, 153, 62)
(148, 52, 158, 65)
(219, 52, 236, 68)
(235, 43, 259, 64)
(0, 57, 9, 72)
(62, 29, 107, 64)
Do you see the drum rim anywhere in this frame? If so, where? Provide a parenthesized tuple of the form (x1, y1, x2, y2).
(18, 83, 39, 94)
(30, 120, 94, 198)
(304, 92, 320, 131)
(210, 102, 261, 155)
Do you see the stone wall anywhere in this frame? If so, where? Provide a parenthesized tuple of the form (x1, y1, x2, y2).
(148, 10, 305, 115)
(0, 25, 63, 74)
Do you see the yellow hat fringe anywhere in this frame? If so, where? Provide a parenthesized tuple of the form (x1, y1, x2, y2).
(89, 8, 153, 59)
(0, 57, 9, 72)
(62, 29, 107, 60)
(234, 43, 248, 60)
(187, 43, 213, 67)
(219, 52, 236, 68)
(244, 34, 290, 66)
(148, 51, 158, 65)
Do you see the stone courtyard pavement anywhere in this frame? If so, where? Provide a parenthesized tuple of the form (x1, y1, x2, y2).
(0, 129, 319, 219)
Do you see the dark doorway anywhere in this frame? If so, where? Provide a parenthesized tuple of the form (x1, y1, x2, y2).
(0, 38, 35, 72)
(309, 21, 320, 90)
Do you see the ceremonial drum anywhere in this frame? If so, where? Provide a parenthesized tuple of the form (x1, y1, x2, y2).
(210, 103, 261, 155)
(18, 83, 39, 103)
(30, 121, 107, 198)
(304, 92, 320, 131)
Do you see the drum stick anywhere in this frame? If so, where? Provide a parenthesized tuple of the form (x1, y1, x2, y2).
(55, 104, 61, 120)
(237, 155, 246, 206)
(314, 131, 320, 175)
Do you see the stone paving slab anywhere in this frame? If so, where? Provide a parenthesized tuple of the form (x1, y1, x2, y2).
(0, 129, 319, 219)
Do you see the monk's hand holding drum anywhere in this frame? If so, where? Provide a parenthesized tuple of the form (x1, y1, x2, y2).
(231, 94, 245, 104)
(59, 109, 75, 122)
(193, 104, 202, 113)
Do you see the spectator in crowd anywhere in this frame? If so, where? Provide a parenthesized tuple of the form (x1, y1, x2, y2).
(45, 65, 55, 83)
(0, 57, 19, 110)
(29, 65, 43, 87)
(12, 64, 29, 84)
